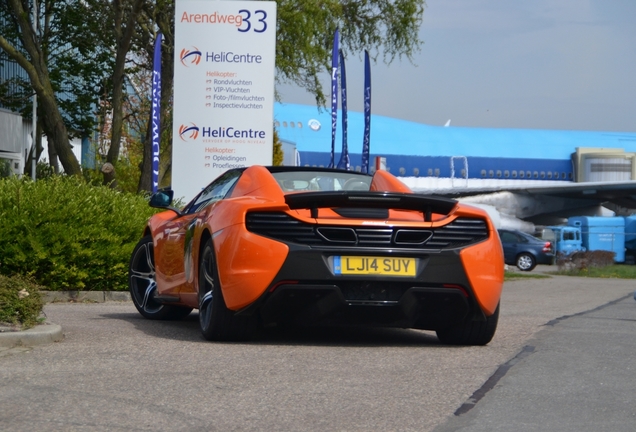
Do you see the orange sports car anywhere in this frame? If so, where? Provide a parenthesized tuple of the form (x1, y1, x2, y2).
(129, 166, 504, 345)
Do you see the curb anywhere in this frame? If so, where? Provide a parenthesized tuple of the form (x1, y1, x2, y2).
(1, 292, 130, 349)
(0, 323, 64, 348)
(41, 291, 131, 303)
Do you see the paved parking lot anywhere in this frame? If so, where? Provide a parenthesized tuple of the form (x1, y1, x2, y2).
(435, 294, 636, 431)
(0, 273, 633, 431)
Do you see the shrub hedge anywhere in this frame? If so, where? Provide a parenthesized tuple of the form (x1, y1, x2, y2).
(0, 176, 158, 291)
(0, 274, 44, 328)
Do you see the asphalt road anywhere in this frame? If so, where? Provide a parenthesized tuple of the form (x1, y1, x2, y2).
(0, 273, 633, 431)
(434, 294, 636, 432)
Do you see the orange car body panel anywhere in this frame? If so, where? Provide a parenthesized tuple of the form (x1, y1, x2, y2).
(205, 167, 291, 310)
(370, 169, 412, 193)
(230, 165, 286, 199)
(212, 224, 289, 310)
(454, 205, 504, 316)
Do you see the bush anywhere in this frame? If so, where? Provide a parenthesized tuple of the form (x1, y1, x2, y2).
(556, 250, 616, 271)
(0, 176, 158, 291)
(0, 274, 44, 329)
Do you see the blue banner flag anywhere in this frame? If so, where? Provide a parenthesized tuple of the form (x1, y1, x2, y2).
(361, 50, 371, 173)
(336, 49, 350, 170)
(329, 29, 339, 168)
(151, 33, 162, 192)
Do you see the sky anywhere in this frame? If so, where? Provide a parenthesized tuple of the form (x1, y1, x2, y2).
(276, 0, 636, 133)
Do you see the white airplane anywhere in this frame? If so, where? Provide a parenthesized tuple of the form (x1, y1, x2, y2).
(275, 103, 636, 232)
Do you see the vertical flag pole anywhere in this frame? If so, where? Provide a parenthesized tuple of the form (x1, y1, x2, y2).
(151, 33, 162, 192)
(336, 49, 349, 170)
(329, 29, 339, 168)
(361, 51, 371, 174)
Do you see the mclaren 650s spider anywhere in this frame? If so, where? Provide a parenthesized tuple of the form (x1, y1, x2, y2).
(129, 166, 504, 345)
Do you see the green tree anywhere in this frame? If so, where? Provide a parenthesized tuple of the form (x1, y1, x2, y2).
(99, 0, 146, 188)
(0, 0, 116, 175)
(0, 1, 80, 175)
(0, 0, 146, 185)
(273, 129, 284, 166)
(276, 0, 424, 106)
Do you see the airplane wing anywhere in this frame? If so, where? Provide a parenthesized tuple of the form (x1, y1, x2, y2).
(406, 179, 636, 229)
(523, 180, 636, 209)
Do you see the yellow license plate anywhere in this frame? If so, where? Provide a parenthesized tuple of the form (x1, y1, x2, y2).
(334, 256, 417, 276)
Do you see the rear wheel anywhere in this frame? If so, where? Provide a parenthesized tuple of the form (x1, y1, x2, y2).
(198, 239, 256, 341)
(129, 236, 192, 320)
(516, 253, 536, 271)
(436, 303, 499, 346)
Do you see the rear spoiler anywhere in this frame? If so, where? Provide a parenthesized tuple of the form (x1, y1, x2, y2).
(284, 192, 457, 222)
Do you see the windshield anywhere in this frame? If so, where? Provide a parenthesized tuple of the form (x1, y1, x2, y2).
(271, 170, 372, 192)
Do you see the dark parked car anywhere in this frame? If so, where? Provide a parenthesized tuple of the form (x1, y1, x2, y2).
(498, 229, 554, 271)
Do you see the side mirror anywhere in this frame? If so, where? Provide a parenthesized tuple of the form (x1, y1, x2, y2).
(149, 190, 174, 208)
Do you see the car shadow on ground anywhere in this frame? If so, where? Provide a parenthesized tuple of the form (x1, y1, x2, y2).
(101, 310, 444, 347)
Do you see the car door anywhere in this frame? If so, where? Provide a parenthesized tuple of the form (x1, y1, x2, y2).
(153, 214, 197, 296)
(499, 230, 520, 264)
(154, 170, 242, 298)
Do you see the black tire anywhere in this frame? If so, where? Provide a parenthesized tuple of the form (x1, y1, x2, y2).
(436, 303, 500, 346)
(198, 239, 256, 341)
(516, 252, 536, 271)
(129, 235, 192, 320)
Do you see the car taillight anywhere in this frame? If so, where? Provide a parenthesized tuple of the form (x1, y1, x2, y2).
(543, 242, 552, 253)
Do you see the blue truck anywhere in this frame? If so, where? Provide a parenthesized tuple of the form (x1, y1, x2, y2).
(542, 225, 585, 256)
(543, 216, 636, 264)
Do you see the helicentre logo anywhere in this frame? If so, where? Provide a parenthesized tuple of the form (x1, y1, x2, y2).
(180, 47, 202, 66)
(179, 123, 200, 141)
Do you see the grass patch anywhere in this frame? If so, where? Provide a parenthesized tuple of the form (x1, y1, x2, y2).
(552, 264, 636, 279)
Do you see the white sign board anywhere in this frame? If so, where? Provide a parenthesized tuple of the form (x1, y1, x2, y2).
(173, 0, 277, 201)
